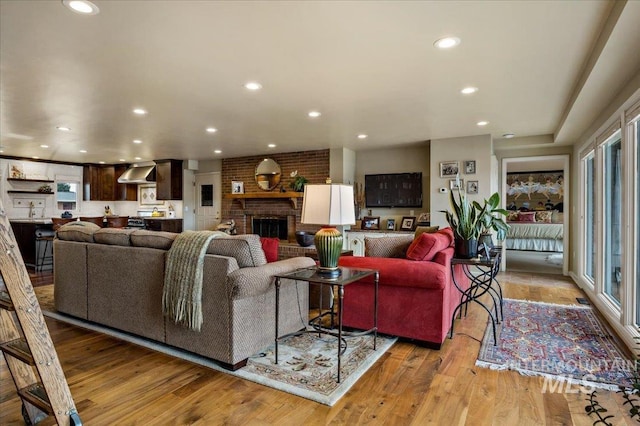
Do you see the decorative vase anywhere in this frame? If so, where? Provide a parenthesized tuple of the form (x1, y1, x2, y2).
(478, 233, 494, 256)
(455, 238, 478, 259)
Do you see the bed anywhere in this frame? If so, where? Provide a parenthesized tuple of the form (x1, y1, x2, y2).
(505, 210, 564, 252)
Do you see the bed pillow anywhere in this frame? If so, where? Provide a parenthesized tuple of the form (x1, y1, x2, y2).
(535, 211, 553, 223)
(507, 211, 520, 222)
(518, 212, 536, 223)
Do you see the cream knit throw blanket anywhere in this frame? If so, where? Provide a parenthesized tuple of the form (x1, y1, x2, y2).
(163, 230, 221, 331)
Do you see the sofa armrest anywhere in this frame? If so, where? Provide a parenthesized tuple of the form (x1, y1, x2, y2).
(227, 256, 316, 299)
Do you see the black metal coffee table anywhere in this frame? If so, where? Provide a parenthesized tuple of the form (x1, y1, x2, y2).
(273, 266, 379, 382)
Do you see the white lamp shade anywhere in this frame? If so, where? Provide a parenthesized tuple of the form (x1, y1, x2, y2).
(301, 184, 356, 226)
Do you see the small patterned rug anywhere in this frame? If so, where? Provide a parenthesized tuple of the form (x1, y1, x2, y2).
(35, 285, 395, 405)
(476, 299, 634, 391)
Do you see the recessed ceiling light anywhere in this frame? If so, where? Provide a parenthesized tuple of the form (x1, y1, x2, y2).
(32, 156, 39, 159)
(461, 87, 478, 95)
(79, 149, 87, 153)
(268, 144, 276, 148)
(503, 133, 515, 139)
(135, 157, 142, 160)
(308, 111, 321, 118)
(244, 82, 262, 91)
(40, 144, 49, 148)
(434, 36, 461, 49)
(357, 134, 368, 139)
(133, 108, 147, 115)
(133, 139, 142, 144)
(99, 161, 105, 164)
(56, 126, 71, 132)
(206, 127, 217, 133)
(119, 159, 126, 162)
(214, 150, 222, 154)
(62, 0, 100, 15)
(477, 121, 489, 126)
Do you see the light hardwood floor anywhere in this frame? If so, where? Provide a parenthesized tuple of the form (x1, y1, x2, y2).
(1, 270, 635, 425)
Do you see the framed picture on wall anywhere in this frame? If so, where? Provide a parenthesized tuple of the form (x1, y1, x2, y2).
(463, 160, 476, 174)
(467, 180, 479, 194)
(450, 179, 464, 190)
(439, 161, 459, 178)
(231, 181, 244, 194)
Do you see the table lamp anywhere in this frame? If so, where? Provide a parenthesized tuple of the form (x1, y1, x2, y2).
(301, 184, 355, 277)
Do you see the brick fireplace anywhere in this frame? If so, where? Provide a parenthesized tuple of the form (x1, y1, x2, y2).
(221, 149, 330, 241)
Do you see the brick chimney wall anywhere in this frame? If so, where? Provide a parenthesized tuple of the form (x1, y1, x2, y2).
(221, 149, 330, 240)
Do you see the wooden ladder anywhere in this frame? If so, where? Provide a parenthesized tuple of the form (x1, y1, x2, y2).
(0, 202, 82, 425)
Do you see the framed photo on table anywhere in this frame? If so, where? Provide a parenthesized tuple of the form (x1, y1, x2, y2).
(386, 218, 396, 230)
(400, 216, 416, 231)
(361, 216, 380, 230)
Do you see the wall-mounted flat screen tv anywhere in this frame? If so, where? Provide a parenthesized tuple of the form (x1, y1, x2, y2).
(365, 172, 422, 208)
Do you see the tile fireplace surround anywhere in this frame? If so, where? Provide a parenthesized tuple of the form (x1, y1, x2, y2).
(221, 149, 330, 241)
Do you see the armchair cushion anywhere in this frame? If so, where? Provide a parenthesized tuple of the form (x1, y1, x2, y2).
(364, 235, 413, 258)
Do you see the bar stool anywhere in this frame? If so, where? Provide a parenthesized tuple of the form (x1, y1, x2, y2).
(35, 230, 55, 272)
(106, 216, 129, 228)
(79, 216, 106, 227)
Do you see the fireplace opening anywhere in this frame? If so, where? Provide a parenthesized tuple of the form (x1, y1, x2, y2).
(252, 216, 288, 240)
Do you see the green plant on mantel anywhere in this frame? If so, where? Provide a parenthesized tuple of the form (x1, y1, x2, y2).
(289, 170, 308, 192)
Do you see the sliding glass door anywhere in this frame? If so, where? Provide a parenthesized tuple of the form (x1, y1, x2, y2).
(583, 152, 595, 282)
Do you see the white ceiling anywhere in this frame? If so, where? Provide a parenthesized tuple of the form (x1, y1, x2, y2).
(1, 1, 639, 164)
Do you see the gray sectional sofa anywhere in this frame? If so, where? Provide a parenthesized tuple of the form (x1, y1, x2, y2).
(53, 222, 315, 370)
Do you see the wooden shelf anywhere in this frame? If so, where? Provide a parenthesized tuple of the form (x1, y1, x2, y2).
(7, 178, 54, 183)
(224, 192, 303, 209)
(7, 190, 53, 195)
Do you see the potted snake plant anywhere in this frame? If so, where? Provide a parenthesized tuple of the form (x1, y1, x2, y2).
(441, 181, 484, 258)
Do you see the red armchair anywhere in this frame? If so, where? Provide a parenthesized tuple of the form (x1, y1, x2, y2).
(338, 228, 469, 348)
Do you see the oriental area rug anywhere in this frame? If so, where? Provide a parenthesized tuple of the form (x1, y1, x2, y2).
(476, 298, 635, 391)
(34, 285, 395, 406)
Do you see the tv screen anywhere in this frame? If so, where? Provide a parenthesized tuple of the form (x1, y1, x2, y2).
(365, 173, 422, 208)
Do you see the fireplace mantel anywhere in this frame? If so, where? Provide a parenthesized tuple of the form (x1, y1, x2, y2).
(224, 192, 303, 209)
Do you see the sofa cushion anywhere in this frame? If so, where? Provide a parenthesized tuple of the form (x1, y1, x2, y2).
(260, 237, 280, 263)
(131, 230, 178, 250)
(207, 234, 267, 267)
(365, 235, 413, 258)
(406, 232, 451, 261)
(56, 221, 100, 242)
(93, 228, 135, 246)
(436, 227, 455, 247)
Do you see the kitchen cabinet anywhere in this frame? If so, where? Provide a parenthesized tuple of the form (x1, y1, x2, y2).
(345, 230, 413, 256)
(84, 164, 137, 201)
(144, 218, 183, 233)
(155, 159, 183, 200)
(10, 220, 54, 270)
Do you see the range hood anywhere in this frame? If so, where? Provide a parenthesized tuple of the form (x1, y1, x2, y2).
(117, 162, 156, 184)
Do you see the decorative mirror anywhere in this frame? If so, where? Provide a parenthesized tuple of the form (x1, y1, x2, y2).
(255, 158, 281, 191)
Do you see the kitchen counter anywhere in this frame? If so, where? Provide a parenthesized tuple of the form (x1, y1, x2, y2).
(144, 218, 183, 233)
(9, 218, 53, 224)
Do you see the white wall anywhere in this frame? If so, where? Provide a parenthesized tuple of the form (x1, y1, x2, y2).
(430, 134, 493, 230)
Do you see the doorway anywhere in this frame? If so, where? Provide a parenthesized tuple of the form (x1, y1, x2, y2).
(501, 155, 570, 275)
(194, 172, 221, 231)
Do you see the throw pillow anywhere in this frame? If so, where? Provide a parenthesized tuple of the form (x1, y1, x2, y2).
(414, 226, 439, 238)
(260, 237, 280, 263)
(436, 227, 455, 247)
(535, 211, 553, 223)
(507, 211, 520, 222)
(406, 232, 450, 261)
(364, 235, 413, 258)
(518, 212, 536, 222)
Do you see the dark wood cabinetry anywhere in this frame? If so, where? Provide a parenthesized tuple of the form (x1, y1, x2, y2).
(144, 218, 183, 233)
(84, 164, 137, 201)
(155, 159, 183, 200)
